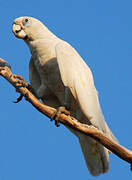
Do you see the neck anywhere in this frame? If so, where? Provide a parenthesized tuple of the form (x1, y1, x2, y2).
(24, 33, 60, 64)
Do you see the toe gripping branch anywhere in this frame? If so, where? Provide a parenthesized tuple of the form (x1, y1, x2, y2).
(12, 74, 31, 103)
(51, 106, 70, 127)
(13, 74, 34, 103)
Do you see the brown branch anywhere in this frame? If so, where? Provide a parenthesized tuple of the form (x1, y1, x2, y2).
(0, 57, 132, 169)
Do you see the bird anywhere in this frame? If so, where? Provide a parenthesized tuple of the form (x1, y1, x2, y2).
(12, 16, 118, 176)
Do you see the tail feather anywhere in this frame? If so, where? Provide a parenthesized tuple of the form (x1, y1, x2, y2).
(78, 134, 109, 176)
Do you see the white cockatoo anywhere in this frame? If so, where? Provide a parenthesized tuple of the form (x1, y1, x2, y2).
(12, 16, 118, 176)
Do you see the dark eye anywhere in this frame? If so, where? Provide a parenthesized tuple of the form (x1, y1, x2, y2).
(25, 18, 28, 22)
(22, 18, 31, 27)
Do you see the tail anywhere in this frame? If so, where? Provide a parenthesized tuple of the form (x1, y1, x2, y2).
(78, 134, 109, 176)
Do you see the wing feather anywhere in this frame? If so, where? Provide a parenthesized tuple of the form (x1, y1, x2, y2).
(55, 41, 107, 131)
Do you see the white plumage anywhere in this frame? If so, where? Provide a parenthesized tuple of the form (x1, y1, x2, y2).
(12, 16, 118, 176)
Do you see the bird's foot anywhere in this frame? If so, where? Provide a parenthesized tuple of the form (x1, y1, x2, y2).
(13, 74, 32, 103)
(13, 74, 29, 88)
(51, 106, 70, 127)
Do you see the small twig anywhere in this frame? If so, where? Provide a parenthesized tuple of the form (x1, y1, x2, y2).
(0, 57, 132, 169)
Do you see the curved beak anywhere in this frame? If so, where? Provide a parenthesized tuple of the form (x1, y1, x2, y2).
(12, 23, 26, 39)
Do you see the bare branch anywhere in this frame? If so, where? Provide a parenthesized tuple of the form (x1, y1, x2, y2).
(0, 57, 132, 169)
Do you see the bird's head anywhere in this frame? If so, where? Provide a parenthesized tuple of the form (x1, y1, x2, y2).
(12, 16, 47, 41)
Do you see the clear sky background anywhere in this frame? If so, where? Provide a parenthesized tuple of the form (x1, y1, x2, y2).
(0, 0, 132, 179)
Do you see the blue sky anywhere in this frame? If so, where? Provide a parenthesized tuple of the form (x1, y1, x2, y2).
(0, 0, 132, 179)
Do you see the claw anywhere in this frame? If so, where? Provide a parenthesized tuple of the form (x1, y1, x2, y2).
(51, 106, 70, 127)
(13, 94, 23, 103)
(12, 74, 31, 103)
(55, 120, 60, 127)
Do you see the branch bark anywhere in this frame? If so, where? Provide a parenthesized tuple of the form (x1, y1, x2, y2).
(0, 57, 132, 169)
